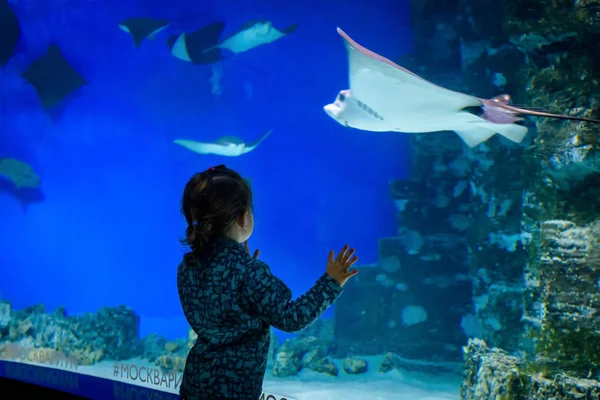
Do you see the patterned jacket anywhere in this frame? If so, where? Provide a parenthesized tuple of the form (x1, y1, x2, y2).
(177, 236, 342, 399)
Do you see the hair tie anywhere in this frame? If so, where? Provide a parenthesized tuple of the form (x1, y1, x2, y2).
(192, 221, 198, 226)
(208, 166, 215, 171)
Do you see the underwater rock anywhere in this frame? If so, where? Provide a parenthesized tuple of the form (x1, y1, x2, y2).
(273, 348, 301, 377)
(520, 220, 600, 377)
(300, 347, 338, 376)
(461, 338, 600, 399)
(308, 356, 338, 376)
(378, 351, 461, 375)
(271, 319, 334, 377)
(272, 337, 322, 377)
(342, 357, 368, 374)
(504, 0, 600, 188)
(460, 338, 524, 399)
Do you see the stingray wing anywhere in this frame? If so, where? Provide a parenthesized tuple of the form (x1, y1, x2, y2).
(338, 28, 482, 132)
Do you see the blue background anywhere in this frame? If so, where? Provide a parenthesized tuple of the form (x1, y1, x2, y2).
(0, 0, 412, 340)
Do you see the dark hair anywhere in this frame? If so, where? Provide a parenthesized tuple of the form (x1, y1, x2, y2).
(180, 165, 252, 262)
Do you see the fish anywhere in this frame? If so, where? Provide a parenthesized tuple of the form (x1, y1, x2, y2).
(21, 44, 88, 110)
(167, 20, 298, 64)
(0, 0, 20, 135)
(0, 158, 41, 188)
(0, 0, 20, 67)
(213, 19, 298, 55)
(173, 130, 272, 157)
(167, 21, 225, 64)
(118, 17, 170, 47)
(324, 28, 600, 148)
(0, 178, 45, 213)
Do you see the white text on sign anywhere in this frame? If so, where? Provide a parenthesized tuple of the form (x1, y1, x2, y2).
(1, 343, 78, 370)
(116, 363, 182, 389)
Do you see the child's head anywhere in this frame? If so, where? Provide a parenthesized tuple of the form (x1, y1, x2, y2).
(180, 165, 253, 259)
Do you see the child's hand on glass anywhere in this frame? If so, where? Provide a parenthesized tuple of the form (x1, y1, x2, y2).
(244, 240, 260, 259)
(326, 244, 358, 286)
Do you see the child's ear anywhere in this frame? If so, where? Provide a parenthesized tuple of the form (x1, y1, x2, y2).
(239, 211, 248, 226)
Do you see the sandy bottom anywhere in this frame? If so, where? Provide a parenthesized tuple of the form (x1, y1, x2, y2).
(6, 355, 461, 400)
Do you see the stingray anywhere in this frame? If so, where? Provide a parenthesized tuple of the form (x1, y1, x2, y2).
(0, 0, 20, 67)
(324, 28, 600, 148)
(173, 130, 272, 157)
(213, 19, 298, 55)
(167, 21, 225, 64)
(0, 0, 20, 134)
(0, 177, 45, 212)
(21, 44, 88, 110)
(167, 20, 298, 64)
(118, 17, 170, 47)
(0, 157, 40, 188)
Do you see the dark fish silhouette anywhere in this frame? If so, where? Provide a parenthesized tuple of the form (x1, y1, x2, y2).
(0, 157, 44, 213)
(118, 17, 170, 47)
(324, 28, 600, 148)
(166, 21, 224, 64)
(0, 178, 45, 212)
(0, 0, 20, 134)
(0, 0, 20, 67)
(21, 44, 88, 110)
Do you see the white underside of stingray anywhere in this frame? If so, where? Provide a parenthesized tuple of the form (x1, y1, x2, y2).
(170, 25, 287, 62)
(171, 34, 192, 62)
(324, 28, 529, 148)
(174, 130, 273, 157)
(217, 27, 286, 54)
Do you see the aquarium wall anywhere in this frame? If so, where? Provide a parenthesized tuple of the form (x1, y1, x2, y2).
(2, 0, 600, 399)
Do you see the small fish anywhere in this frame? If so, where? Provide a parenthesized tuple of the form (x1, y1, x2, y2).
(167, 20, 298, 64)
(324, 27, 600, 148)
(174, 130, 272, 157)
(0, 158, 41, 188)
(118, 17, 170, 47)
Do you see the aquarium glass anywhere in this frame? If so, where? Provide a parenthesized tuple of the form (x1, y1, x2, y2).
(3, 0, 600, 399)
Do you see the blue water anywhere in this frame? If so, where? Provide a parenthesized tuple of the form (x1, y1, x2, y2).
(0, 0, 412, 341)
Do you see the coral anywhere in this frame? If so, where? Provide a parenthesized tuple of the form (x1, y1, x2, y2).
(0, 301, 141, 363)
(154, 354, 186, 373)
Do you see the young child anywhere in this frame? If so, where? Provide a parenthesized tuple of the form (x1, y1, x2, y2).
(177, 165, 359, 400)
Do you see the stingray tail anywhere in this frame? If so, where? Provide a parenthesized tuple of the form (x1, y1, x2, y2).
(256, 129, 273, 145)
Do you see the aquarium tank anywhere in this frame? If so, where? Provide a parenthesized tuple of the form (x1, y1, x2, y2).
(2, 0, 600, 399)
